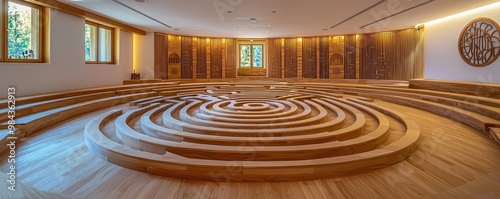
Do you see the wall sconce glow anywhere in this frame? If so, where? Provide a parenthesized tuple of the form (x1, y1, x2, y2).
(422, 1, 500, 26)
(132, 34, 139, 72)
(297, 38, 302, 42)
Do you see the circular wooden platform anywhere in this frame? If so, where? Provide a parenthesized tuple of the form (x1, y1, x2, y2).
(84, 83, 421, 182)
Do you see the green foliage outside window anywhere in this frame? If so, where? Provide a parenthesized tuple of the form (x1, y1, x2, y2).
(8, 2, 35, 59)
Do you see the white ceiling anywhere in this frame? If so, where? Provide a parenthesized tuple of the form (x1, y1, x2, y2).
(61, 0, 500, 38)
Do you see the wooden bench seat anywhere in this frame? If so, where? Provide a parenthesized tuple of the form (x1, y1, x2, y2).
(129, 96, 164, 106)
(382, 95, 500, 133)
(198, 99, 298, 119)
(410, 79, 500, 99)
(163, 99, 345, 137)
(0, 82, 174, 109)
(327, 87, 500, 121)
(181, 100, 327, 129)
(115, 99, 390, 161)
(141, 100, 365, 146)
(0, 129, 13, 154)
(152, 85, 208, 93)
(0, 91, 115, 123)
(488, 127, 500, 145)
(0, 92, 156, 137)
(159, 88, 208, 96)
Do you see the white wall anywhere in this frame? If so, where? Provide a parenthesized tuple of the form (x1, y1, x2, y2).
(0, 9, 133, 98)
(424, 2, 500, 83)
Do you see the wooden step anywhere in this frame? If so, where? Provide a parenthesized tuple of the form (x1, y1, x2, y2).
(488, 127, 500, 145)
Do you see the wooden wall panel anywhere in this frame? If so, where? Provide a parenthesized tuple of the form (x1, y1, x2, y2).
(297, 39, 303, 78)
(210, 39, 223, 79)
(284, 38, 297, 78)
(196, 38, 207, 79)
(152, 29, 422, 80)
(302, 37, 317, 78)
(360, 33, 396, 79)
(319, 36, 329, 79)
(268, 38, 282, 78)
(181, 36, 193, 79)
(225, 39, 237, 78)
(167, 35, 182, 79)
(344, 35, 357, 79)
(154, 33, 168, 79)
(394, 29, 424, 80)
(329, 36, 344, 79)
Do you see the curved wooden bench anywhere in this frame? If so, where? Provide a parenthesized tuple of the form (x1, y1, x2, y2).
(410, 79, 500, 99)
(211, 100, 285, 115)
(489, 127, 500, 145)
(0, 92, 156, 136)
(163, 99, 345, 137)
(198, 99, 299, 119)
(0, 82, 174, 109)
(298, 85, 500, 124)
(129, 96, 164, 106)
(0, 91, 115, 122)
(141, 99, 365, 146)
(182, 100, 328, 129)
(115, 98, 392, 161)
(85, 100, 419, 182)
(197, 101, 311, 124)
(382, 95, 500, 133)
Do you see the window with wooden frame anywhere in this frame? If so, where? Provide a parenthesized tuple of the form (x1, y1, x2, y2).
(2, 0, 44, 62)
(85, 21, 115, 64)
(239, 44, 263, 68)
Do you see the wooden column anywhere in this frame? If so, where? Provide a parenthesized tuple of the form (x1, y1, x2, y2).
(297, 38, 303, 79)
(316, 37, 320, 79)
(206, 38, 211, 79)
(222, 39, 226, 79)
(167, 35, 182, 79)
(356, 35, 360, 79)
(281, 38, 285, 78)
(193, 37, 197, 79)
(154, 33, 168, 79)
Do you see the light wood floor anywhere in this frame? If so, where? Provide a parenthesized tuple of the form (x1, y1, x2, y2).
(1, 100, 500, 199)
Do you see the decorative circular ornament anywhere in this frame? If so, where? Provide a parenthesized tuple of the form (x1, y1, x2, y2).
(458, 17, 500, 67)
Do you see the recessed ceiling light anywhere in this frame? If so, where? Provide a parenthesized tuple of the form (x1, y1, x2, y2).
(249, 18, 257, 23)
(268, 24, 272, 27)
(238, 31, 242, 33)
(250, 39, 254, 42)
(134, 0, 148, 3)
(233, 24, 237, 27)
(266, 31, 269, 33)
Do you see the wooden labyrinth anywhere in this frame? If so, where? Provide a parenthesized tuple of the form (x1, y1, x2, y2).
(84, 83, 421, 182)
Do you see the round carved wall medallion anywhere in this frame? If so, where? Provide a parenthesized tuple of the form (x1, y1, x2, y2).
(458, 17, 500, 67)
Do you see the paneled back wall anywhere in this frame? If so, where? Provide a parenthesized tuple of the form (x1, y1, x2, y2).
(154, 28, 423, 80)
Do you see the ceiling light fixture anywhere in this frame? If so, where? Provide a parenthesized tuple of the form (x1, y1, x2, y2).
(249, 18, 258, 23)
